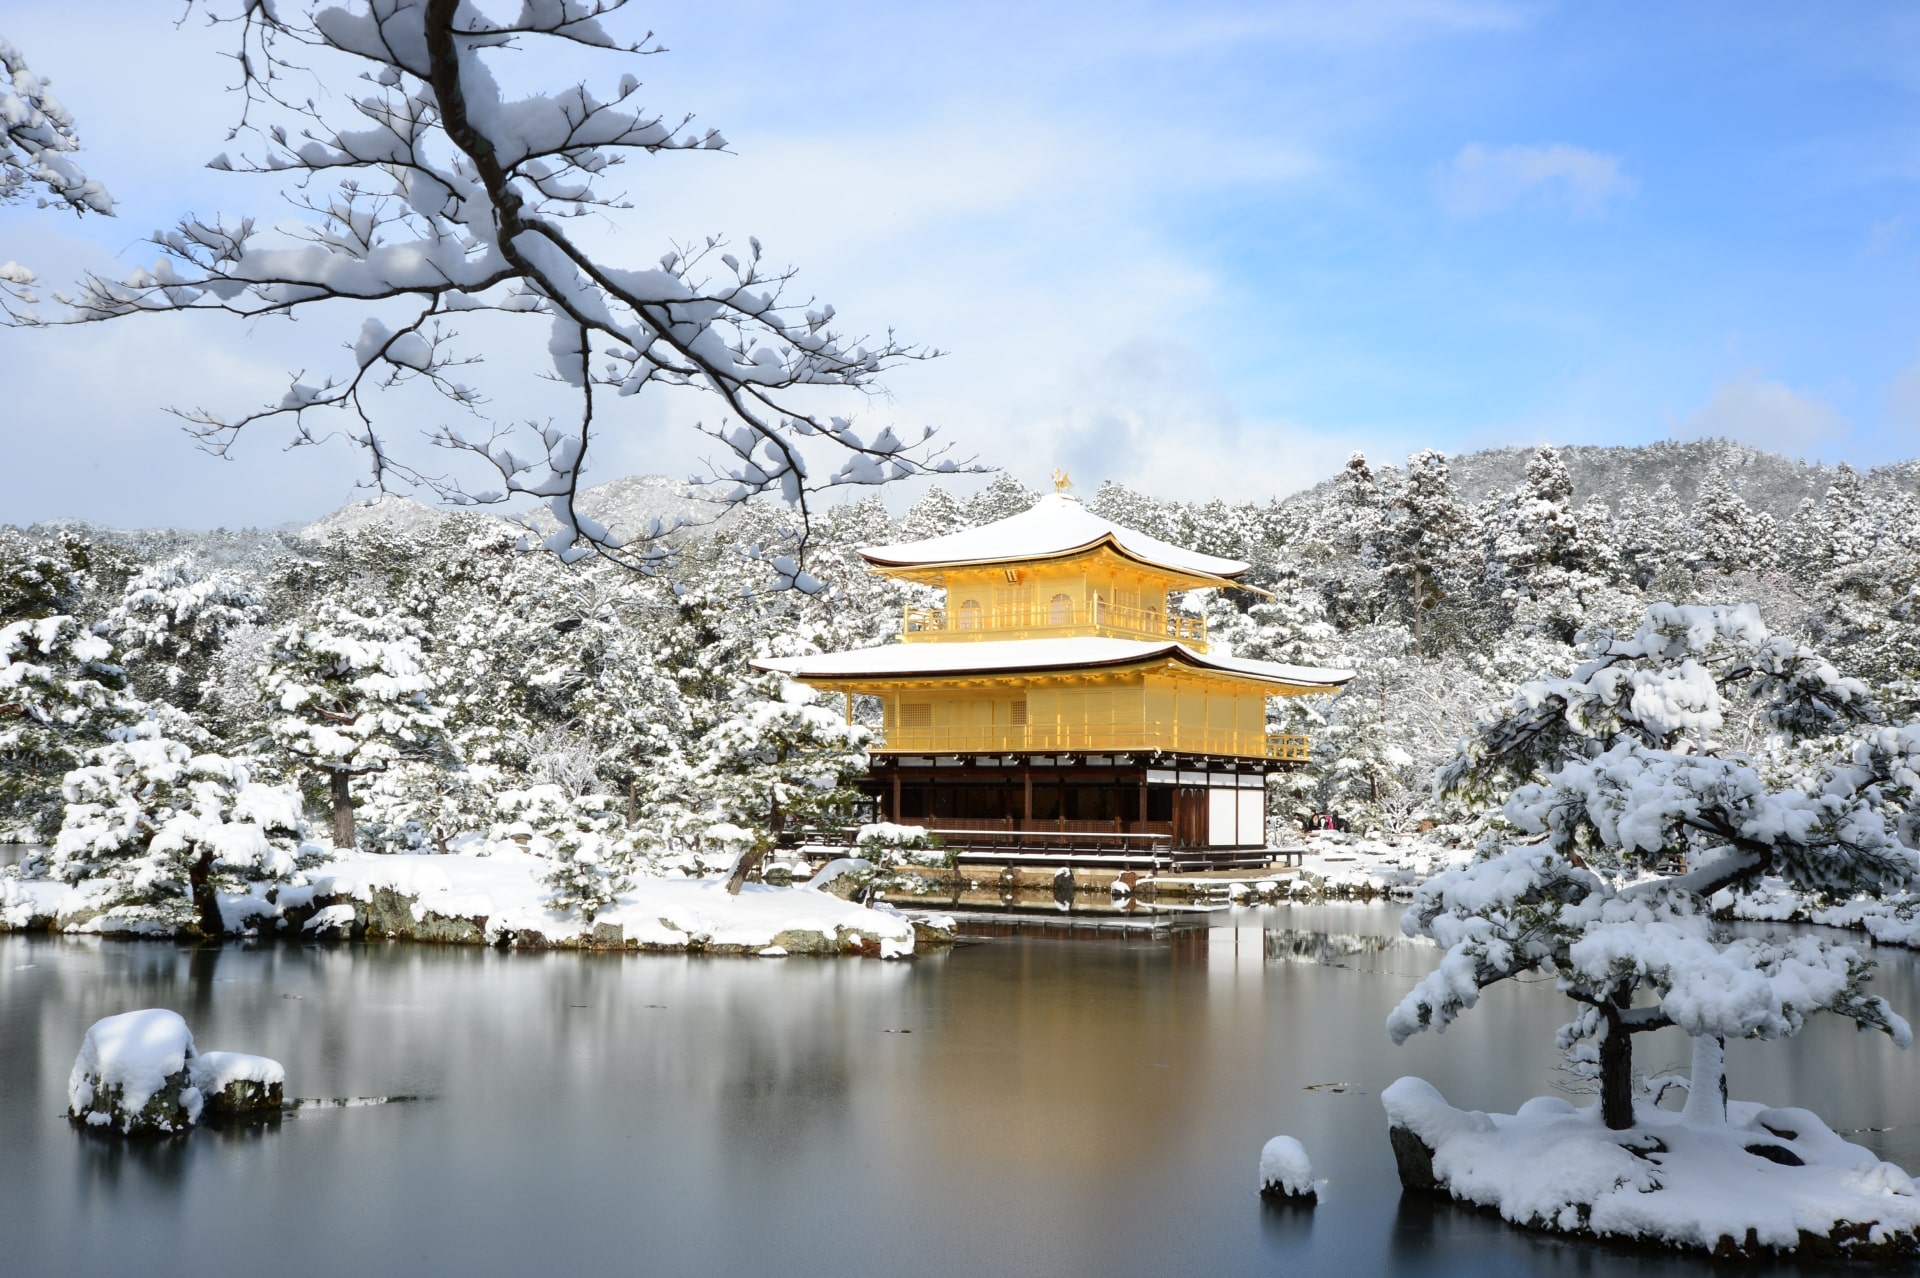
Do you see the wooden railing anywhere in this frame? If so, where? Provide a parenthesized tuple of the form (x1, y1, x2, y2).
(902, 600, 1207, 648)
(875, 725, 1310, 761)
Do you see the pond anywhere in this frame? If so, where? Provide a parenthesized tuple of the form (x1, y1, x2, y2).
(3, 906, 1917, 1277)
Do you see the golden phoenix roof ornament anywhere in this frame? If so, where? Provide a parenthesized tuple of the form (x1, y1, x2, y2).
(1051, 467, 1073, 493)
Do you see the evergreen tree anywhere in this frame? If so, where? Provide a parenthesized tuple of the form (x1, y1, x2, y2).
(1614, 483, 1689, 591)
(103, 558, 263, 710)
(1086, 480, 1183, 542)
(1379, 449, 1478, 651)
(686, 676, 871, 891)
(258, 600, 452, 849)
(967, 473, 1040, 524)
(1482, 445, 1624, 643)
(1396, 604, 1917, 1130)
(1689, 465, 1779, 576)
(0, 613, 128, 840)
(900, 485, 971, 541)
(40, 730, 306, 936)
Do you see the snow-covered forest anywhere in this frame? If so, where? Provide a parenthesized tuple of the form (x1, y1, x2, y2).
(3, 436, 1914, 880)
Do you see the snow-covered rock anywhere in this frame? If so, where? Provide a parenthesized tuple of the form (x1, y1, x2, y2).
(191, 1051, 285, 1120)
(1258, 1135, 1317, 1202)
(68, 1010, 285, 1136)
(1383, 1075, 1920, 1260)
(68, 1010, 202, 1136)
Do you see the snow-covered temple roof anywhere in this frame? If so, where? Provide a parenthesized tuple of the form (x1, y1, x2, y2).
(756, 637, 1354, 692)
(859, 493, 1251, 583)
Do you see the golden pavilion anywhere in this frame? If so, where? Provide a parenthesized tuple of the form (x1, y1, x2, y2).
(756, 484, 1353, 868)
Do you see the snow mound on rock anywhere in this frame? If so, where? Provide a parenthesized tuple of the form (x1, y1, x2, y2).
(68, 1009, 201, 1134)
(1259, 1135, 1316, 1200)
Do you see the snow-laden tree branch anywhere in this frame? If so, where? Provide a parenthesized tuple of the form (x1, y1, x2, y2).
(1, 35, 114, 318)
(1, 36, 112, 215)
(19, 0, 970, 571)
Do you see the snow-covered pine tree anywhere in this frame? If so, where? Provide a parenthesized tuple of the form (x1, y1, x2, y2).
(103, 558, 263, 710)
(1481, 445, 1625, 643)
(686, 675, 871, 893)
(1392, 603, 1918, 1130)
(0, 609, 127, 840)
(41, 729, 306, 937)
(540, 827, 636, 922)
(1328, 451, 1385, 561)
(1689, 464, 1780, 577)
(258, 600, 452, 850)
(1614, 483, 1689, 592)
(901, 485, 971, 541)
(1086, 480, 1183, 543)
(1379, 449, 1478, 651)
(967, 473, 1041, 524)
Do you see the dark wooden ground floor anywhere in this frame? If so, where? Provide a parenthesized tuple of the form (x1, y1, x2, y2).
(863, 751, 1288, 865)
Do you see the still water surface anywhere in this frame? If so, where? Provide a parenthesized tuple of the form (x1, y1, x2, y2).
(3, 906, 1918, 1277)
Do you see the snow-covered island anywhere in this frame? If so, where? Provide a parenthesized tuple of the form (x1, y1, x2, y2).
(1384, 1076, 1920, 1261)
(3, 842, 938, 955)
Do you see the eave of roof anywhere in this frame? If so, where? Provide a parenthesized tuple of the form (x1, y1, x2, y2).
(862, 534, 1253, 591)
(856, 493, 1253, 582)
(754, 637, 1354, 693)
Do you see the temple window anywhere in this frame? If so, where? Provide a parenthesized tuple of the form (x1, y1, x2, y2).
(1048, 592, 1073, 626)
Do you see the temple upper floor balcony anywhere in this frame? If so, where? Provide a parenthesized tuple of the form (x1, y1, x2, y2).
(872, 725, 1309, 761)
(901, 599, 1208, 650)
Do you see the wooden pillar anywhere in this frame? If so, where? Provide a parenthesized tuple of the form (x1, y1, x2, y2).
(843, 690, 853, 725)
(891, 767, 901, 823)
(1137, 773, 1148, 829)
(1022, 769, 1033, 828)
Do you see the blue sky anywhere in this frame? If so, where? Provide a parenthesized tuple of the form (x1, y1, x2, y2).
(3, 0, 1918, 528)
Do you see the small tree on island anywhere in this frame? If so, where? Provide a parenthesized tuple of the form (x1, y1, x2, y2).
(686, 677, 871, 893)
(1390, 603, 1919, 1130)
(259, 601, 452, 850)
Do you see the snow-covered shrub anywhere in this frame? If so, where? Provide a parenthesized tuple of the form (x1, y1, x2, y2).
(39, 729, 308, 937)
(541, 830, 636, 922)
(854, 822, 950, 868)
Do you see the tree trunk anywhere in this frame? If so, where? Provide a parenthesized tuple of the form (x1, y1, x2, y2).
(189, 849, 223, 939)
(1598, 1001, 1635, 1131)
(330, 769, 355, 850)
(1409, 567, 1425, 649)
(723, 843, 762, 896)
(1679, 1035, 1728, 1127)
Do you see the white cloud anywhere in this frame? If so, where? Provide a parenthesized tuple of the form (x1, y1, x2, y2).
(1866, 214, 1906, 255)
(1883, 350, 1920, 431)
(1437, 142, 1636, 218)
(1673, 374, 1850, 458)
